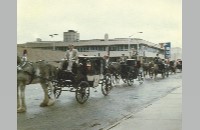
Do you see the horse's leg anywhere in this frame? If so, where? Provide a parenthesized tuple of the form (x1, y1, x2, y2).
(154, 69, 157, 80)
(46, 81, 56, 106)
(143, 68, 147, 78)
(40, 82, 50, 107)
(149, 68, 153, 79)
(17, 84, 26, 113)
(40, 82, 55, 107)
(154, 72, 157, 80)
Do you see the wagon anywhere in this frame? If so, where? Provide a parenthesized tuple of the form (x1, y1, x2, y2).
(49, 56, 113, 104)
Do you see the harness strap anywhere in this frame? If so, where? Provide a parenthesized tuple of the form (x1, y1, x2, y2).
(17, 61, 36, 84)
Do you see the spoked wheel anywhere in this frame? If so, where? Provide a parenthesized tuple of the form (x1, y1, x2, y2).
(101, 73, 113, 96)
(127, 73, 134, 86)
(75, 81, 90, 104)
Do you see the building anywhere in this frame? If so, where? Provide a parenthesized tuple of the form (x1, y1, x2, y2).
(63, 30, 79, 42)
(18, 31, 167, 63)
(171, 47, 182, 61)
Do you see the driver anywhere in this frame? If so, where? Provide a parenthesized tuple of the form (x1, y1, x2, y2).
(154, 53, 161, 64)
(65, 44, 79, 71)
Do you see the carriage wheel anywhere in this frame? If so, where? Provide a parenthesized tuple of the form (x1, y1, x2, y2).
(101, 73, 113, 96)
(75, 81, 90, 104)
(127, 73, 134, 86)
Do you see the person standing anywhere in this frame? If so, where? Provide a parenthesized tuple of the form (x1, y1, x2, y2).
(120, 54, 127, 63)
(154, 53, 161, 64)
(103, 55, 111, 68)
(65, 44, 79, 71)
(22, 49, 28, 61)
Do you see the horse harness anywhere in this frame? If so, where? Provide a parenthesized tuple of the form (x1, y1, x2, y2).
(17, 61, 37, 84)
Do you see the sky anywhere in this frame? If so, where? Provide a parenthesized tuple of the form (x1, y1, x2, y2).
(17, 0, 182, 48)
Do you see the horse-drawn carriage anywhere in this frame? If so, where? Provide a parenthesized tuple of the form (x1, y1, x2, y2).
(120, 59, 144, 86)
(105, 59, 144, 86)
(143, 59, 169, 79)
(49, 56, 113, 104)
(154, 61, 169, 78)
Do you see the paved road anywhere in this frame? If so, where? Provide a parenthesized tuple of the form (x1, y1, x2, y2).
(17, 73, 182, 130)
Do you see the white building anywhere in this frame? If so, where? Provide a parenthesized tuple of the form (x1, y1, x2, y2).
(18, 32, 166, 63)
(171, 47, 182, 60)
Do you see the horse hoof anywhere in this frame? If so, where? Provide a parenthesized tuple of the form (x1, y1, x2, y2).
(40, 102, 48, 107)
(47, 99, 55, 106)
(17, 108, 26, 113)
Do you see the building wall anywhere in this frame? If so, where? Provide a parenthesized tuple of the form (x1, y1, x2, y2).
(171, 47, 182, 60)
(20, 38, 165, 62)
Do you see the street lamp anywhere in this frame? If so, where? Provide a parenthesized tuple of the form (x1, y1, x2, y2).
(49, 34, 58, 51)
(128, 32, 143, 59)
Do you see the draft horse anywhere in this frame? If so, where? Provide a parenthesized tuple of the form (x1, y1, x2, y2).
(17, 56, 58, 113)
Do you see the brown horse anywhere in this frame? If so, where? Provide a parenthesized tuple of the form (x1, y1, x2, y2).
(17, 56, 58, 113)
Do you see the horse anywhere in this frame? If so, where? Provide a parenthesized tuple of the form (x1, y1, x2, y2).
(17, 56, 58, 113)
(104, 61, 122, 84)
(153, 61, 168, 79)
(169, 60, 177, 74)
(143, 62, 155, 78)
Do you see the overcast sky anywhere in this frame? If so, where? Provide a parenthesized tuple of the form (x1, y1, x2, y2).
(17, 0, 182, 48)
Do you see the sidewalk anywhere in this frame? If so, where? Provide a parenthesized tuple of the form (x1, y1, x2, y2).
(105, 87, 182, 130)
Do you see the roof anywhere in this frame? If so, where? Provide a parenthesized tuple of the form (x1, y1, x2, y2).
(19, 38, 164, 50)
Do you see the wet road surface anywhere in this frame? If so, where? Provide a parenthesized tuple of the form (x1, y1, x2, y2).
(18, 73, 182, 130)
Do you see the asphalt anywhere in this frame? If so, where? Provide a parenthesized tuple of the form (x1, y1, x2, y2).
(104, 86, 182, 130)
